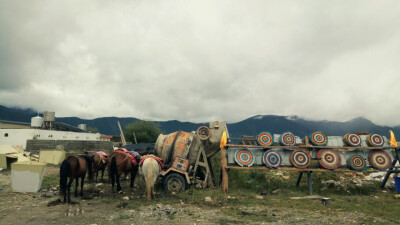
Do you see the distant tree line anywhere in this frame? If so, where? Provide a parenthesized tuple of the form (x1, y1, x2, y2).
(123, 120, 162, 143)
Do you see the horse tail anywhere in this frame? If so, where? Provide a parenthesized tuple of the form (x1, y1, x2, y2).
(110, 156, 117, 188)
(60, 159, 70, 194)
(84, 156, 94, 180)
(145, 161, 153, 200)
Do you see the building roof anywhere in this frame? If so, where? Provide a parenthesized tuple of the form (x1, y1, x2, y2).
(100, 135, 113, 139)
(0, 144, 30, 162)
(0, 120, 31, 126)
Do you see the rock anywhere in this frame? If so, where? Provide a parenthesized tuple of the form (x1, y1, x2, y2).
(255, 195, 264, 199)
(171, 192, 176, 195)
(96, 183, 103, 187)
(122, 196, 129, 201)
(195, 183, 202, 189)
(272, 189, 281, 194)
(205, 197, 212, 202)
(282, 175, 290, 180)
(370, 172, 385, 179)
(274, 172, 284, 177)
(385, 181, 395, 190)
(323, 180, 340, 188)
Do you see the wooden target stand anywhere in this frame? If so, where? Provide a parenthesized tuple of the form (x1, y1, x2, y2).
(221, 137, 400, 194)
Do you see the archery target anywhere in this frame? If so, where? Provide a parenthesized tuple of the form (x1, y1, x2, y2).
(368, 150, 392, 171)
(309, 131, 328, 146)
(234, 149, 255, 167)
(347, 155, 367, 171)
(290, 149, 312, 169)
(279, 132, 296, 146)
(257, 131, 273, 146)
(344, 133, 361, 147)
(367, 134, 384, 147)
(317, 149, 341, 170)
(263, 150, 282, 168)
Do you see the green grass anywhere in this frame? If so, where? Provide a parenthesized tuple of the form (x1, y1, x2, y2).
(38, 154, 400, 224)
(41, 173, 59, 189)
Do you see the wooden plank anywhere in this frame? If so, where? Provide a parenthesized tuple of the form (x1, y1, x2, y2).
(225, 144, 395, 151)
(225, 166, 374, 173)
(117, 121, 127, 146)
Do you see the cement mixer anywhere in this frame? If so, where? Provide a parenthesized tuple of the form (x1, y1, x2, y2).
(155, 121, 228, 192)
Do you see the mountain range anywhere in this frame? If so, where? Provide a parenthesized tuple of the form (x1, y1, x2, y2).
(1, 105, 399, 138)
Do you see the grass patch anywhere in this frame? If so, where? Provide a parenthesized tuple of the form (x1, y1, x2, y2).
(42, 173, 59, 189)
(118, 215, 132, 220)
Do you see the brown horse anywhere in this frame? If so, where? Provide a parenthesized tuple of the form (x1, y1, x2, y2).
(108, 151, 139, 192)
(60, 155, 93, 203)
(92, 151, 108, 182)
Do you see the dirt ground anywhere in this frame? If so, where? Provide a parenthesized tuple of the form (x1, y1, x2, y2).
(0, 167, 398, 225)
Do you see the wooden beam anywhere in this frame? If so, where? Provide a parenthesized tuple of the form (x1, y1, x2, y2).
(225, 144, 395, 151)
(225, 166, 375, 173)
(221, 147, 228, 193)
(118, 121, 127, 146)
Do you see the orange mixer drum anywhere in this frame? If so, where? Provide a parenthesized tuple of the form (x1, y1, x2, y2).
(155, 131, 191, 164)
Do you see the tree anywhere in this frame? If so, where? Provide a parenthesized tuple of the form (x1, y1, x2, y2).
(123, 120, 161, 143)
(86, 127, 99, 133)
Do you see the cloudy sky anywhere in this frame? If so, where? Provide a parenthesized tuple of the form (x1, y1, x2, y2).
(0, 1, 399, 125)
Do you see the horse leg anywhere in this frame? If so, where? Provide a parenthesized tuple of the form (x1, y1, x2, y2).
(80, 176, 85, 196)
(95, 169, 98, 183)
(74, 177, 79, 197)
(152, 183, 155, 199)
(62, 182, 67, 203)
(101, 168, 105, 182)
(116, 171, 121, 192)
(110, 169, 115, 191)
(130, 165, 138, 188)
(67, 178, 73, 203)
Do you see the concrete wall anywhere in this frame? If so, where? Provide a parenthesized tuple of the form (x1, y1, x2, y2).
(0, 129, 100, 149)
(26, 140, 114, 154)
(0, 129, 36, 149)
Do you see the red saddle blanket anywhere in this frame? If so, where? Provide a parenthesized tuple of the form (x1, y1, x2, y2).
(115, 149, 137, 164)
(139, 155, 164, 169)
(94, 151, 108, 164)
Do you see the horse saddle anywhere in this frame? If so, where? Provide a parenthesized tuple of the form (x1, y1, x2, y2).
(94, 151, 108, 164)
(139, 155, 164, 169)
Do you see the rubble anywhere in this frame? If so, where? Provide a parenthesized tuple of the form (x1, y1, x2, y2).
(204, 197, 212, 202)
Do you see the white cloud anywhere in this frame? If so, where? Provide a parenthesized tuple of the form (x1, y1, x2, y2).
(0, 0, 399, 125)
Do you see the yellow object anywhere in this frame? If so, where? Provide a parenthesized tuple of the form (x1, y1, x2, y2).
(389, 130, 398, 147)
(220, 130, 227, 149)
(39, 150, 66, 165)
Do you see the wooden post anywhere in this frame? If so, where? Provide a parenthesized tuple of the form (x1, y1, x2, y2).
(118, 121, 127, 146)
(133, 132, 137, 144)
(221, 147, 228, 193)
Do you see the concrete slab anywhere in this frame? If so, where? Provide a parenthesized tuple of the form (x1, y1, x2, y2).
(39, 150, 66, 165)
(11, 161, 46, 192)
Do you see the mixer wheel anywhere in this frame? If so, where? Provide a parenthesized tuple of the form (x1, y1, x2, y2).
(164, 173, 186, 192)
(196, 126, 211, 140)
